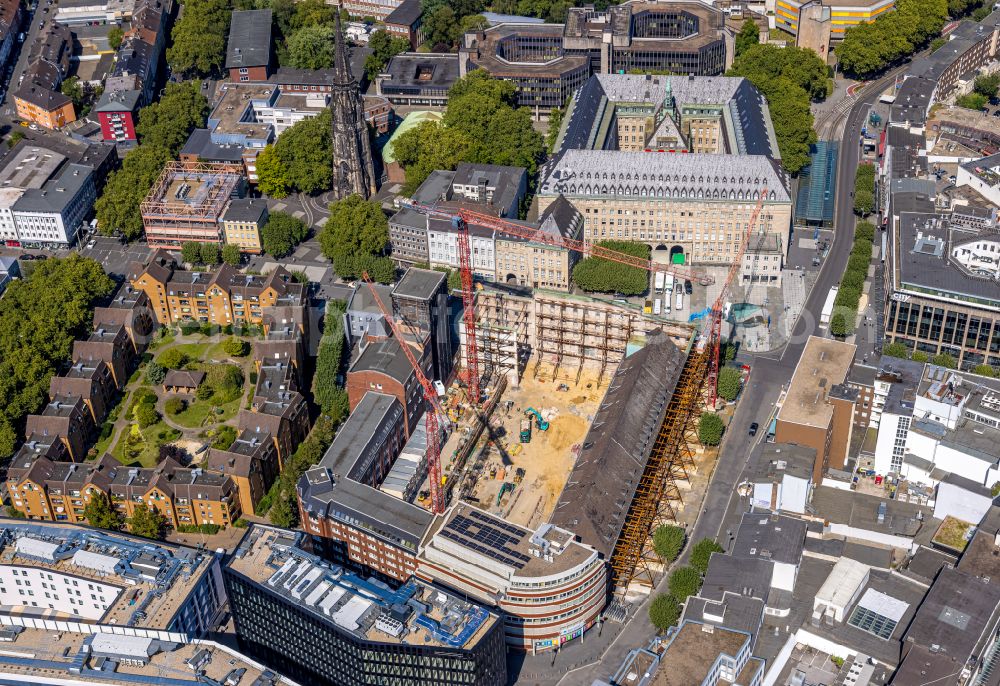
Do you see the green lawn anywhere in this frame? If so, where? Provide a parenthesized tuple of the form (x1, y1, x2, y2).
(113, 421, 182, 467)
(167, 393, 243, 429)
(148, 332, 175, 350)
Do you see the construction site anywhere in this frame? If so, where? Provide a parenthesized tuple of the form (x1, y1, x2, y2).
(140, 161, 246, 249)
(341, 194, 767, 603)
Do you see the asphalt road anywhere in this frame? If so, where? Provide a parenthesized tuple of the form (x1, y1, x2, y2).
(511, 69, 903, 686)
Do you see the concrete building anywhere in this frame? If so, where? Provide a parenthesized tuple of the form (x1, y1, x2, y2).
(775, 0, 894, 42)
(11, 163, 95, 248)
(460, 1, 728, 110)
(0, 254, 19, 295)
(346, 335, 434, 437)
(538, 150, 791, 267)
(416, 502, 608, 653)
(748, 442, 815, 515)
(376, 53, 460, 107)
(221, 197, 268, 254)
(384, 0, 423, 47)
(632, 620, 764, 686)
(226, 9, 272, 82)
(224, 524, 507, 686)
(13, 23, 75, 130)
(774, 336, 857, 483)
(0, 519, 226, 640)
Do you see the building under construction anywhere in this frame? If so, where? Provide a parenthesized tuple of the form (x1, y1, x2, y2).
(141, 161, 245, 248)
(465, 282, 694, 387)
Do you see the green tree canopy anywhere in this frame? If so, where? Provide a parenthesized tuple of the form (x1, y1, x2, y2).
(365, 30, 411, 81)
(127, 503, 167, 539)
(84, 492, 124, 531)
(973, 364, 997, 378)
(932, 353, 957, 369)
(649, 594, 681, 632)
(199, 242, 220, 265)
(255, 110, 332, 197)
(221, 244, 242, 265)
(261, 211, 309, 257)
(735, 19, 760, 58)
(572, 241, 651, 295)
(223, 337, 250, 357)
(690, 538, 724, 574)
(135, 82, 209, 156)
(319, 195, 390, 278)
(181, 242, 201, 265)
(883, 341, 909, 358)
(668, 565, 702, 601)
(716, 366, 742, 402)
(167, 0, 231, 77)
(286, 25, 336, 69)
(837, 0, 948, 78)
(653, 524, 686, 562)
(95, 146, 170, 241)
(698, 412, 725, 446)
(974, 73, 1000, 98)
(391, 121, 473, 194)
(108, 25, 124, 50)
(0, 257, 114, 457)
(157, 348, 189, 370)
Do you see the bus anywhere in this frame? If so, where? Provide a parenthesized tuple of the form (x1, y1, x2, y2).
(820, 286, 839, 326)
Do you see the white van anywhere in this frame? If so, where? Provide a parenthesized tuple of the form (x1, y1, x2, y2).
(675, 290, 684, 311)
(653, 298, 662, 315)
(663, 293, 671, 314)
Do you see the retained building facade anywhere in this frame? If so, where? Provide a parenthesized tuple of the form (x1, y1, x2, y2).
(538, 150, 791, 266)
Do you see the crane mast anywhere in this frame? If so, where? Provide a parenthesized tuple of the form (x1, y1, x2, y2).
(361, 273, 447, 514)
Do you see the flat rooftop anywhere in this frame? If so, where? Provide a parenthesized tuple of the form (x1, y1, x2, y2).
(421, 502, 596, 579)
(210, 83, 277, 139)
(0, 628, 294, 685)
(226, 525, 498, 650)
(777, 336, 856, 429)
(0, 146, 65, 190)
(650, 621, 753, 686)
(0, 521, 215, 631)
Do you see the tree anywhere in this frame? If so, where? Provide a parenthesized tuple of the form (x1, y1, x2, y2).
(423, 5, 460, 47)
(365, 30, 411, 81)
(127, 502, 167, 539)
(199, 242, 220, 265)
(667, 566, 702, 601)
(957, 92, 989, 111)
(546, 103, 564, 152)
(992, 481, 1000, 498)
(269, 493, 297, 528)
(135, 402, 160, 428)
(837, 0, 948, 78)
(165, 397, 186, 415)
(145, 362, 167, 386)
(716, 366, 742, 402)
(211, 425, 237, 450)
(973, 364, 997, 378)
(391, 121, 472, 193)
(134, 82, 209, 156)
(697, 412, 724, 446)
(157, 348, 189, 369)
(974, 73, 1000, 98)
(572, 241, 651, 295)
(7, 131, 24, 149)
(0, 257, 114, 457)
(649, 594, 681, 632)
(203, 364, 244, 403)
(95, 145, 170, 241)
(261, 212, 309, 257)
(83, 492, 124, 530)
(108, 25, 124, 50)
(223, 337, 250, 357)
(221, 244, 242, 265)
(287, 25, 336, 69)
(931, 353, 957, 369)
(255, 110, 332, 196)
(653, 525, 686, 562)
(60, 76, 85, 112)
(319, 195, 389, 278)
(181, 242, 202, 265)
(167, 0, 231, 77)
(912, 350, 929, 362)
(883, 342, 909, 358)
(735, 19, 759, 58)
(690, 538, 724, 574)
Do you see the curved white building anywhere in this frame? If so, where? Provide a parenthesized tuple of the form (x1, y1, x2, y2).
(416, 503, 608, 653)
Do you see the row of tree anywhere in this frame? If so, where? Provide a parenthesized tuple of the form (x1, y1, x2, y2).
(830, 222, 876, 337)
(95, 82, 210, 241)
(391, 70, 545, 194)
(854, 163, 876, 216)
(836, 0, 948, 78)
(0, 257, 115, 457)
(727, 44, 828, 174)
(181, 241, 241, 266)
(648, 536, 724, 631)
(167, 0, 232, 78)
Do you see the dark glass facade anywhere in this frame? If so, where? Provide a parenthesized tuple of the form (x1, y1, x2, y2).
(224, 570, 508, 686)
(885, 297, 1000, 370)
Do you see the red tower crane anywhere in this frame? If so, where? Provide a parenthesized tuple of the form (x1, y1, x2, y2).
(361, 273, 448, 515)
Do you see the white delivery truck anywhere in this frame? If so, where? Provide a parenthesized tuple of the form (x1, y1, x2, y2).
(820, 286, 839, 326)
(654, 272, 665, 293)
(664, 274, 674, 294)
(653, 298, 662, 315)
(675, 288, 684, 311)
(663, 292, 671, 314)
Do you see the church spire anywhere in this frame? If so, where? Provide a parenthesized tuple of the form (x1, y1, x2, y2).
(329, 11, 376, 200)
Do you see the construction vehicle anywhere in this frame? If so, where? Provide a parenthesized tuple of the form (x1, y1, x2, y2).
(497, 482, 514, 506)
(525, 408, 549, 431)
(514, 467, 525, 485)
(520, 419, 532, 443)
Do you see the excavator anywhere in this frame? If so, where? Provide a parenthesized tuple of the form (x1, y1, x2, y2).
(525, 408, 549, 431)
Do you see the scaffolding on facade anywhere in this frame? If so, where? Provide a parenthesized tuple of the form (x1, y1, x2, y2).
(608, 344, 707, 594)
(140, 161, 243, 220)
(533, 298, 634, 383)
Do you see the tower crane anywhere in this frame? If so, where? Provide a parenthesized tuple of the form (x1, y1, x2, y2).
(361, 273, 449, 515)
(400, 188, 766, 408)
